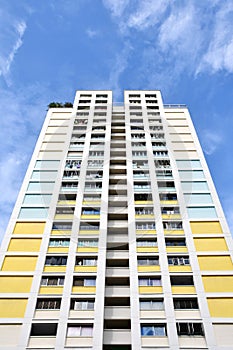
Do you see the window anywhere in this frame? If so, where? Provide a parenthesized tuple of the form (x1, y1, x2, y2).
(71, 299, 95, 310)
(141, 324, 166, 336)
(136, 223, 155, 230)
(178, 170, 205, 180)
(138, 258, 159, 266)
(27, 182, 55, 192)
(36, 299, 61, 310)
(23, 194, 52, 205)
(184, 193, 213, 205)
(159, 193, 177, 201)
(165, 238, 186, 247)
(67, 325, 93, 337)
(136, 239, 157, 247)
(31, 170, 58, 180)
(163, 221, 183, 230)
(55, 208, 75, 215)
(139, 277, 161, 286)
(79, 223, 99, 231)
(170, 276, 194, 286)
(34, 160, 60, 169)
(52, 223, 72, 230)
(41, 277, 64, 286)
(78, 239, 98, 247)
(174, 298, 198, 309)
(176, 160, 201, 169)
(30, 323, 58, 336)
(140, 299, 164, 310)
(49, 239, 70, 247)
(181, 181, 209, 192)
(176, 323, 204, 336)
(45, 256, 67, 266)
(73, 278, 96, 287)
(82, 209, 100, 215)
(168, 256, 190, 265)
(161, 207, 180, 215)
(18, 208, 48, 219)
(187, 207, 217, 219)
(135, 208, 154, 215)
(76, 257, 97, 266)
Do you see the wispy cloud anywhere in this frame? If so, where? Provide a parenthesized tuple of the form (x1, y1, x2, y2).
(201, 129, 223, 155)
(107, 41, 133, 100)
(127, 0, 169, 30)
(102, 0, 233, 83)
(102, 0, 130, 18)
(86, 28, 98, 38)
(0, 20, 27, 85)
(197, 3, 233, 74)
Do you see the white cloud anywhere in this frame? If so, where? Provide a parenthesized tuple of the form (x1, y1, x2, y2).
(127, 0, 169, 30)
(201, 130, 223, 155)
(0, 20, 27, 85)
(86, 28, 98, 38)
(102, 0, 129, 18)
(107, 41, 133, 100)
(197, 3, 233, 74)
(159, 4, 199, 55)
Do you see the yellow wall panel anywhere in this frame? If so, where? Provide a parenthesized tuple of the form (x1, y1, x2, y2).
(39, 286, 63, 295)
(171, 286, 196, 294)
(13, 222, 45, 234)
(138, 286, 163, 294)
(0, 276, 33, 293)
(1, 256, 38, 271)
(8, 238, 42, 252)
(202, 276, 233, 292)
(198, 256, 233, 271)
(207, 298, 233, 318)
(0, 298, 28, 318)
(194, 238, 228, 251)
(190, 221, 223, 234)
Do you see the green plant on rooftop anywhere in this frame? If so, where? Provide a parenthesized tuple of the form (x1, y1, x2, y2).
(48, 102, 73, 109)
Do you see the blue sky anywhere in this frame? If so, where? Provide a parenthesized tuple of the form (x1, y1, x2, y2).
(0, 0, 233, 241)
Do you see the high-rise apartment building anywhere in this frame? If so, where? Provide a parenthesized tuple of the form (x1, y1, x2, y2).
(0, 90, 232, 350)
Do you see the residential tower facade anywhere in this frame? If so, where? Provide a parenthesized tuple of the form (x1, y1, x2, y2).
(0, 90, 232, 350)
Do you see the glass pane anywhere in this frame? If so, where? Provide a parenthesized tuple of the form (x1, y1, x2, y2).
(23, 194, 52, 205)
(184, 193, 213, 205)
(154, 326, 165, 336)
(140, 301, 151, 309)
(176, 160, 201, 169)
(179, 170, 205, 180)
(187, 207, 217, 218)
(35, 160, 60, 169)
(181, 181, 209, 192)
(27, 182, 55, 192)
(31, 170, 58, 180)
(18, 208, 48, 219)
(152, 301, 164, 310)
(84, 279, 96, 286)
(67, 326, 80, 337)
(81, 326, 93, 336)
(141, 326, 154, 336)
(151, 279, 161, 286)
(139, 279, 148, 286)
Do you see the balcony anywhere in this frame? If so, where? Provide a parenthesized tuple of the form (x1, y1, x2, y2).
(103, 330, 131, 345)
(104, 306, 130, 319)
(105, 286, 130, 297)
